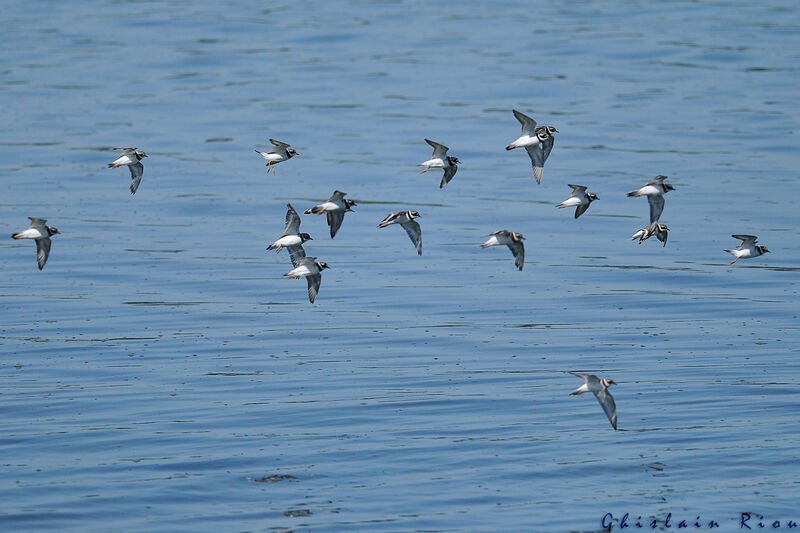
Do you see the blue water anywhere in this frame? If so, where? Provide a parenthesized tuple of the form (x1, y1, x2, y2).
(2, 1, 799, 531)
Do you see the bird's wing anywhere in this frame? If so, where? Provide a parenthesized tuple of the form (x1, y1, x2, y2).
(401, 220, 422, 256)
(512, 109, 537, 136)
(568, 184, 587, 194)
(284, 204, 301, 235)
(36, 238, 51, 270)
(594, 389, 618, 430)
(128, 162, 144, 195)
(286, 244, 306, 268)
(28, 217, 47, 227)
(524, 144, 545, 184)
(269, 138, 290, 148)
(540, 135, 555, 164)
(507, 240, 524, 270)
(657, 225, 669, 247)
(575, 203, 590, 219)
(648, 194, 665, 224)
(378, 212, 399, 227)
(440, 163, 457, 188)
(425, 139, 448, 159)
(327, 210, 345, 238)
(732, 234, 757, 247)
(306, 274, 321, 304)
(647, 175, 667, 185)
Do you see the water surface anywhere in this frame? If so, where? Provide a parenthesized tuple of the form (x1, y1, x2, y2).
(2, 1, 799, 531)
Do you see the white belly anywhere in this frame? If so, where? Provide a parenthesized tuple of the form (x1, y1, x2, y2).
(637, 185, 661, 196)
(288, 265, 314, 278)
(261, 153, 285, 163)
(275, 235, 303, 247)
(420, 157, 445, 168)
(112, 154, 136, 166)
(558, 197, 583, 208)
(16, 228, 46, 239)
(319, 201, 342, 212)
(510, 134, 538, 148)
(482, 235, 509, 247)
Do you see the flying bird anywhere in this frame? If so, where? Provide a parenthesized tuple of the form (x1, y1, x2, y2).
(11, 217, 60, 270)
(255, 139, 298, 174)
(419, 139, 460, 188)
(378, 210, 422, 255)
(556, 184, 598, 219)
(284, 257, 329, 304)
(627, 175, 674, 224)
(505, 109, 558, 184)
(569, 372, 618, 430)
(631, 222, 669, 247)
(304, 190, 356, 238)
(724, 234, 770, 264)
(481, 230, 525, 271)
(108, 147, 147, 194)
(267, 203, 312, 267)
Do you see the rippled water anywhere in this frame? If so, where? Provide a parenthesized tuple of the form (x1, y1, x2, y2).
(2, 1, 799, 531)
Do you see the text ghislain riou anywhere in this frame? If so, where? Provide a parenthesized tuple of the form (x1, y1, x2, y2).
(602, 512, 799, 530)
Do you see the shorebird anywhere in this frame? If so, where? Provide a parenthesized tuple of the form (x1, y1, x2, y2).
(11, 217, 60, 270)
(556, 184, 598, 219)
(284, 257, 329, 304)
(304, 190, 356, 238)
(481, 230, 525, 271)
(267, 203, 312, 267)
(505, 109, 558, 184)
(724, 234, 770, 264)
(419, 139, 460, 188)
(627, 175, 674, 224)
(255, 139, 298, 174)
(569, 372, 618, 430)
(631, 222, 669, 247)
(378, 210, 422, 255)
(108, 147, 147, 194)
